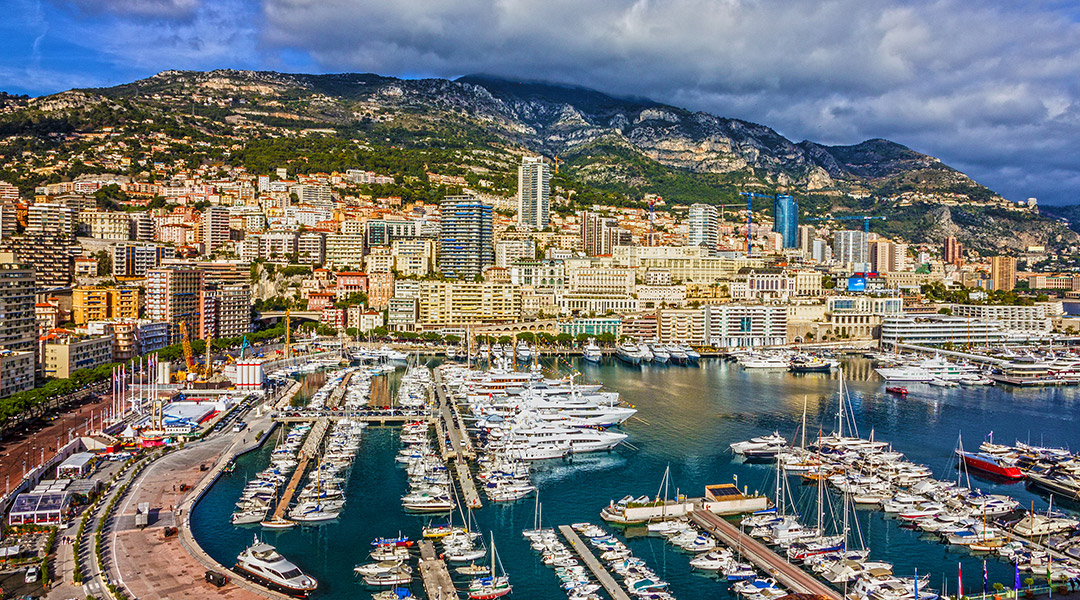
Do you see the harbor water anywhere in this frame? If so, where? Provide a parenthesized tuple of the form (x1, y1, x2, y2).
(190, 358, 1080, 599)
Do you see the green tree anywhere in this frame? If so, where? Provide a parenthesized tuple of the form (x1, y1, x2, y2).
(94, 250, 112, 277)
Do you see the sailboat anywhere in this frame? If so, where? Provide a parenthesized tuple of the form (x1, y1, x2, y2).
(467, 533, 512, 599)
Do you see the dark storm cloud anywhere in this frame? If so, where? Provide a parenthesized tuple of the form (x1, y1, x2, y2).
(254, 0, 1080, 203)
(7, 0, 1079, 203)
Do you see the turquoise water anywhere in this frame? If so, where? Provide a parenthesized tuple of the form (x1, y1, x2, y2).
(190, 358, 1080, 599)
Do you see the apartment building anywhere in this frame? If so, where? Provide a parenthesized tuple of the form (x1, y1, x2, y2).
(146, 266, 204, 343)
(951, 304, 1051, 333)
(72, 286, 140, 324)
(438, 197, 494, 280)
(417, 281, 521, 328)
(79, 210, 132, 240)
(392, 239, 436, 276)
(113, 243, 170, 278)
(84, 319, 168, 361)
(325, 233, 366, 267)
(43, 334, 114, 379)
(0, 350, 35, 398)
(880, 315, 1006, 346)
(27, 202, 77, 237)
(0, 259, 37, 355)
(0, 234, 75, 288)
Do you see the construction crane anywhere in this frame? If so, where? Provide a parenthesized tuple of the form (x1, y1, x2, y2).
(552, 156, 564, 173)
(202, 332, 213, 379)
(738, 192, 781, 256)
(180, 320, 195, 372)
(284, 309, 292, 359)
(804, 215, 886, 233)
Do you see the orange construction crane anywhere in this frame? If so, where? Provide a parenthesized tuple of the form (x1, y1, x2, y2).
(180, 320, 195, 371)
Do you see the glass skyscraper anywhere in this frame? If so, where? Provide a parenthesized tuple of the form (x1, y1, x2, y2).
(772, 194, 798, 248)
(438, 196, 494, 280)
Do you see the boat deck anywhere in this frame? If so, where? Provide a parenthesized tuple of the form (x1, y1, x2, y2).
(558, 525, 632, 600)
(689, 510, 842, 600)
(417, 540, 456, 600)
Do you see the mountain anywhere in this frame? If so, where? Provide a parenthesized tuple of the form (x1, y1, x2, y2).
(1, 69, 1075, 252)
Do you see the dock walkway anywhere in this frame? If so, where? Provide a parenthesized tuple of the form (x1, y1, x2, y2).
(270, 417, 329, 521)
(558, 525, 631, 600)
(689, 510, 842, 600)
(434, 369, 482, 509)
(418, 540, 457, 600)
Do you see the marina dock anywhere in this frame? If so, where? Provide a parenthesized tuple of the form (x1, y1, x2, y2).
(434, 369, 482, 509)
(558, 525, 632, 600)
(417, 540, 457, 600)
(269, 417, 329, 521)
(689, 510, 842, 600)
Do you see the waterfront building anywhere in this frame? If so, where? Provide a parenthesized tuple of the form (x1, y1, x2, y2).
(387, 297, 419, 332)
(42, 333, 114, 378)
(215, 283, 252, 339)
(880, 315, 1006, 346)
(687, 204, 720, 249)
(438, 197, 494, 280)
(558, 317, 621, 338)
(990, 256, 1017, 292)
(772, 195, 798, 249)
(0, 259, 37, 355)
(517, 156, 551, 230)
(834, 230, 869, 267)
(824, 296, 904, 339)
(417, 280, 520, 328)
(657, 308, 708, 345)
(951, 304, 1050, 332)
(619, 313, 658, 341)
(703, 304, 788, 348)
(84, 319, 169, 360)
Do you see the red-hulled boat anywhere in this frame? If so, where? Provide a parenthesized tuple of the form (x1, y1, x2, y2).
(956, 450, 1024, 480)
(886, 386, 908, 395)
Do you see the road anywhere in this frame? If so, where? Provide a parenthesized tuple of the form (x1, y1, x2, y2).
(0, 382, 109, 496)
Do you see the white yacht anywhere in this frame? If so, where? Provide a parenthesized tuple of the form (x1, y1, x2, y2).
(615, 343, 644, 366)
(583, 340, 603, 363)
(508, 424, 627, 453)
(235, 537, 318, 597)
(874, 355, 976, 382)
(516, 341, 532, 363)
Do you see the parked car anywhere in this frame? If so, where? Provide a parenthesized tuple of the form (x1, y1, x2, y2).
(25, 564, 40, 583)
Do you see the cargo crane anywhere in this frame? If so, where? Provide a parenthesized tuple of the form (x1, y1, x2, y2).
(804, 215, 886, 233)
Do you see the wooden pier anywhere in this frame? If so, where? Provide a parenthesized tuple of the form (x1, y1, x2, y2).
(269, 417, 329, 521)
(689, 510, 842, 600)
(434, 369, 482, 509)
(417, 540, 457, 600)
(558, 525, 632, 600)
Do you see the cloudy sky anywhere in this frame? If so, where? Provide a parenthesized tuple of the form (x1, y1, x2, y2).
(2, 0, 1078, 205)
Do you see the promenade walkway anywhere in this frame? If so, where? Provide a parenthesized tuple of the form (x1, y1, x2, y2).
(418, 540, 457, 600)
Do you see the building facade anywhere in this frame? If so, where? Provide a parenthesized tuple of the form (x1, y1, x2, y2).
(772, 195, 798, 249)
(438, 197, 494, 280)
(517, 156, 551, 230)
(688, 204, 720, 249)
